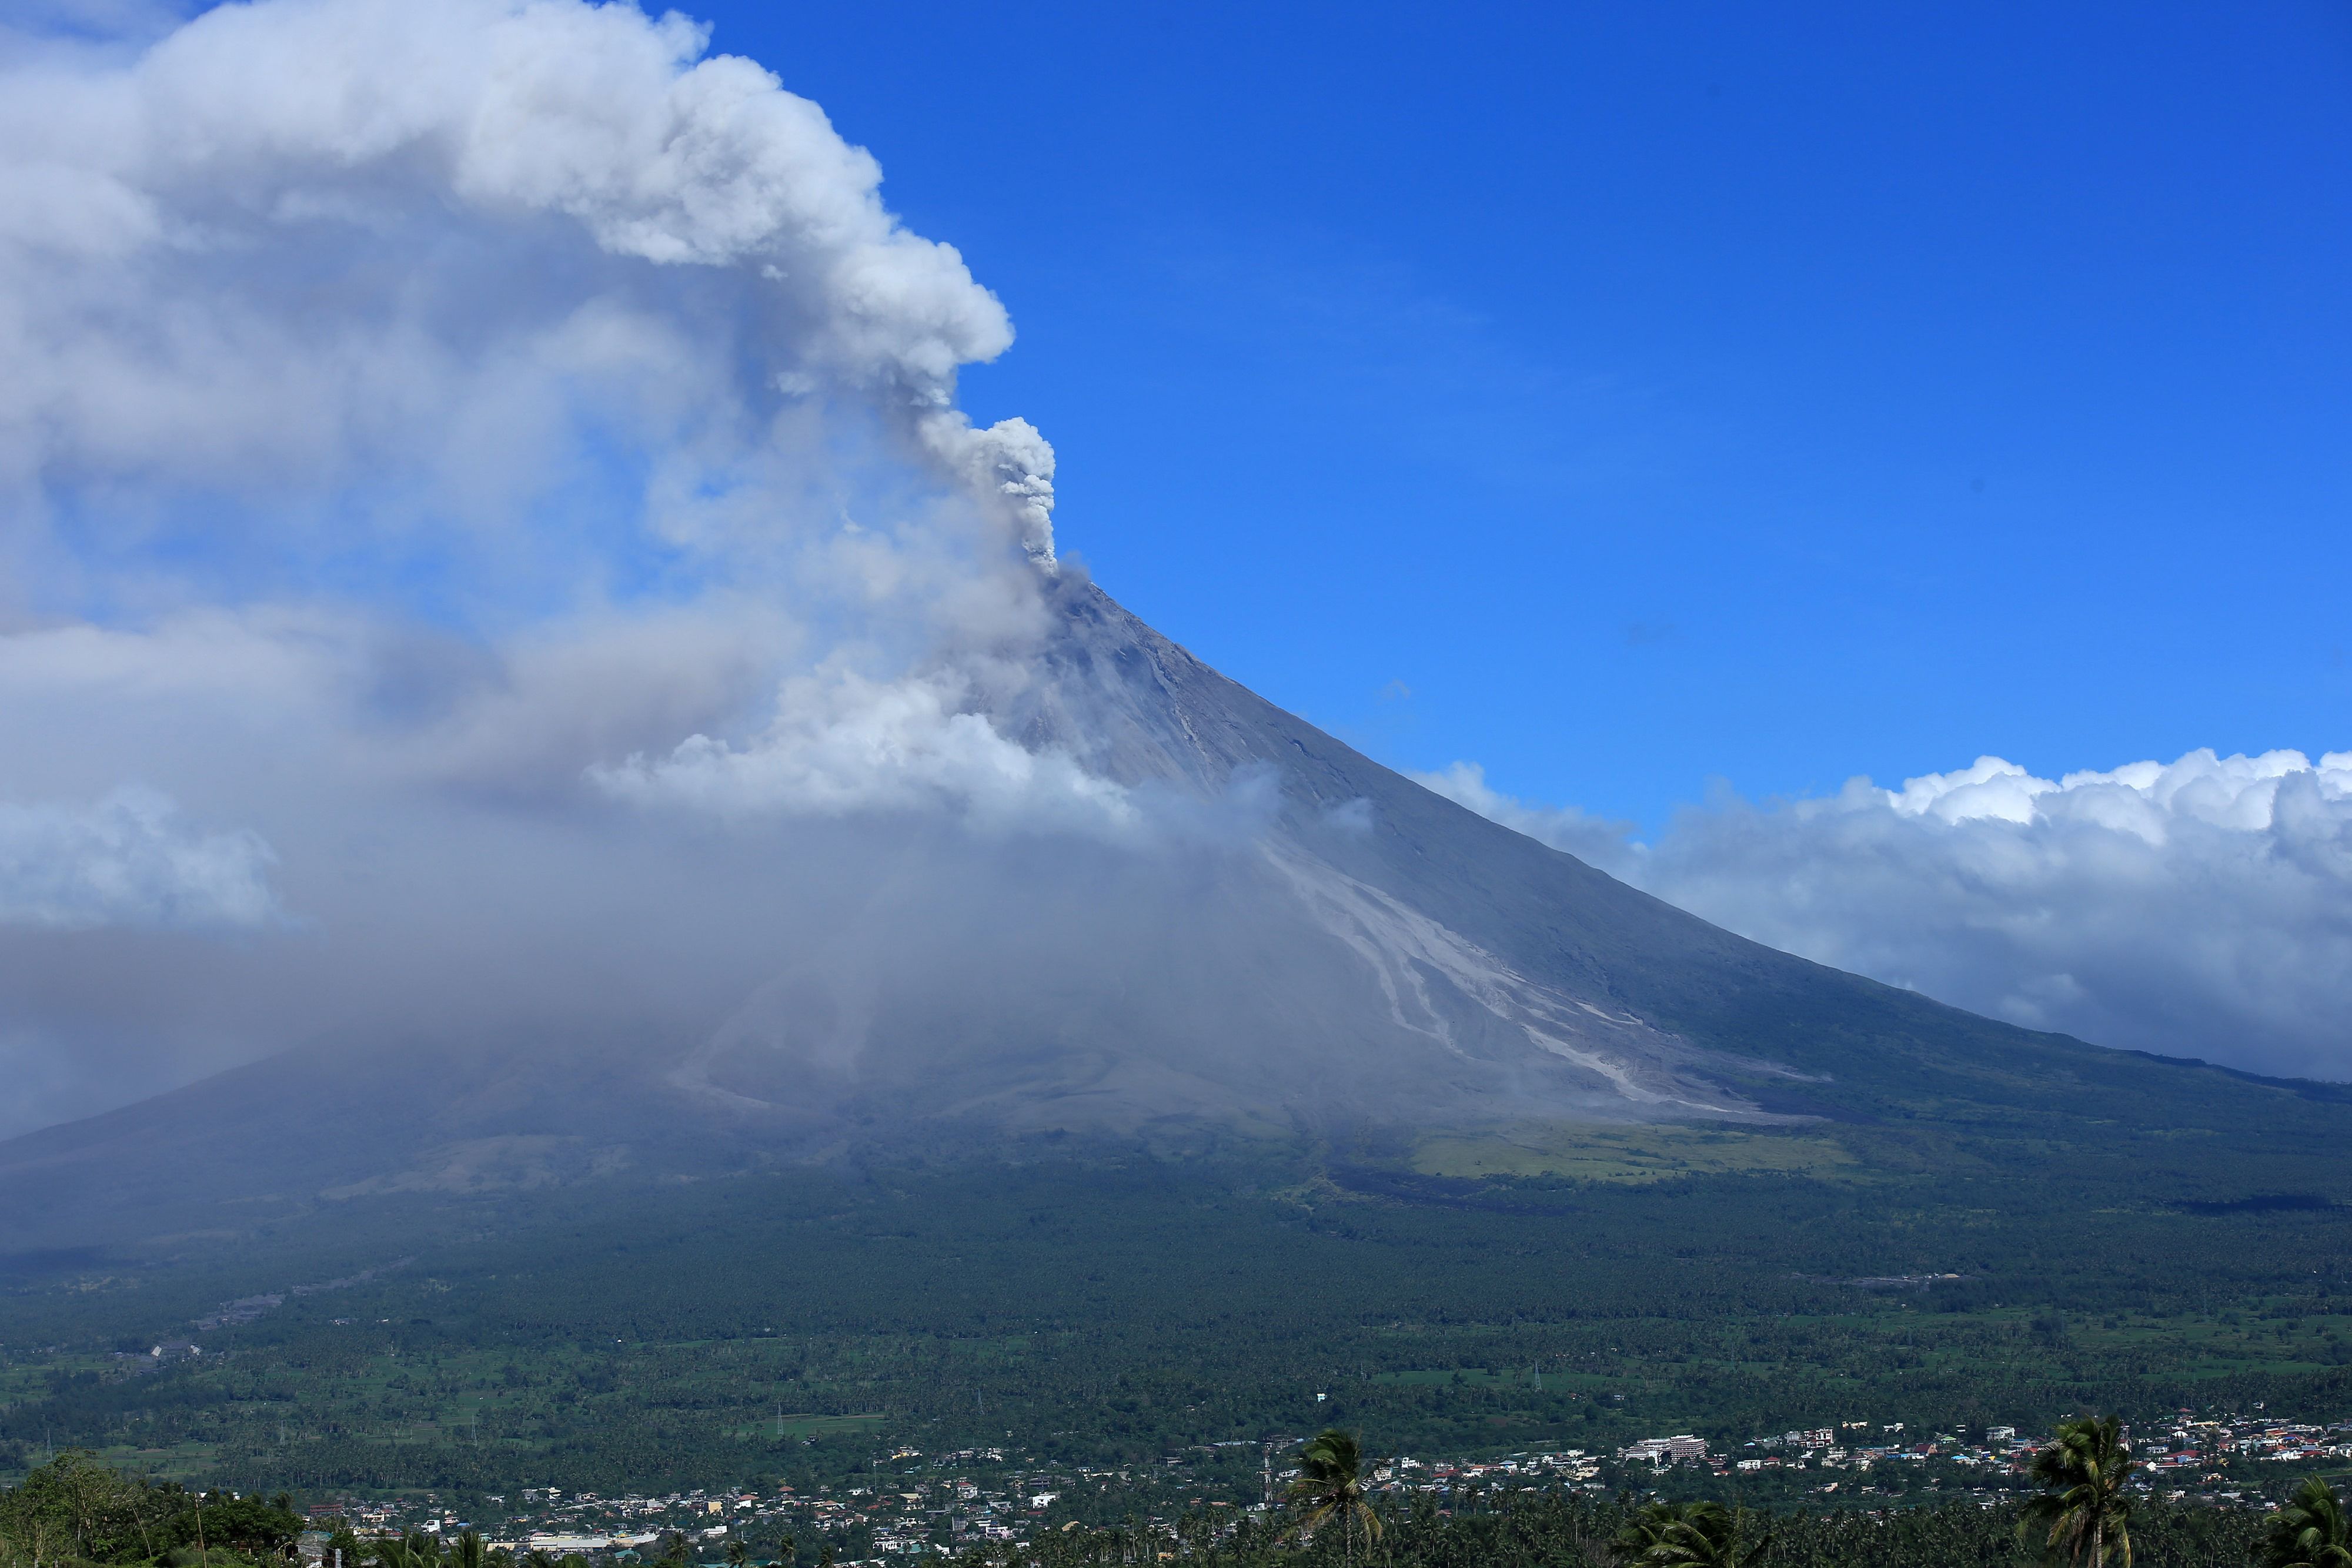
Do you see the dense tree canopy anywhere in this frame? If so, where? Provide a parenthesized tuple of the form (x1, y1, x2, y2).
(0, 1452, 299, 1568)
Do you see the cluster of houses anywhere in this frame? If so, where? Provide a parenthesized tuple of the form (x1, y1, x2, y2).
(2141, 1415, 2352, 1474)
(1606, 1411, 2352, 1503)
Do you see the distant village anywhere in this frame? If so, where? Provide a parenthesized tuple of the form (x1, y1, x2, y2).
(1638, 1410, 2352, 1503)
(289, 1410, 2352, 1565)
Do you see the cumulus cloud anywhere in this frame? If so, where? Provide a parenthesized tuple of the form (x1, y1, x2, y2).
(0, 786, 279, 930)
(1419, 748, 2352, 1080)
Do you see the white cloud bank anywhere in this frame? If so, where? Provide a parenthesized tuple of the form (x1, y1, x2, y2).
(0, 787, 279, 930)
(1421, 748, 2352, 1079)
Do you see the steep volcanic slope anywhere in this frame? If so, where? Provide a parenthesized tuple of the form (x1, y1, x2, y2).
(991, 580, 1962, 1088)
(0, 579, 2329, 1247)
(669, 576, 1796, 1140)
(674, 576, 2346, 1142)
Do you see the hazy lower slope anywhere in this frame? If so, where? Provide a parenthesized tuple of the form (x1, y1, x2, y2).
(2, 577, 2342, 1249)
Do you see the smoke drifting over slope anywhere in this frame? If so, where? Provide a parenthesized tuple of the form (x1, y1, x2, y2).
(0, 787, 278, 931)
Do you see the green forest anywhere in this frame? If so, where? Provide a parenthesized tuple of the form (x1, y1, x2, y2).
(2, 1125, 2351, 1501)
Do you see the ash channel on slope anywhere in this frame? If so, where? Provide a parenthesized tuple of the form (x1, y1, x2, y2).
(669, 577, 1776, 1141)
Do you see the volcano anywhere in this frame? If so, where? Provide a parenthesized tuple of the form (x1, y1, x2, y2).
(0, 578, 2321, 1248)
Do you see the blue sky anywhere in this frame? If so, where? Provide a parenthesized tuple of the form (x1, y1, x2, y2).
(699, 0, 2352, 827)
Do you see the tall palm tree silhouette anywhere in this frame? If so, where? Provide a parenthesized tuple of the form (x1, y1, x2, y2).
(2019, 1415, 2137, 1568)
(1285, 1429, 1381, 1567)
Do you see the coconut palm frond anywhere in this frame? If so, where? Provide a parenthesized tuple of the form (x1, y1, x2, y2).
(2263, 1477, 2352, 1568)
(2018, 1416, 2136, 1568)
(1613, 1500, 1767, 1568)
(1284, 1427, 1382, 1561)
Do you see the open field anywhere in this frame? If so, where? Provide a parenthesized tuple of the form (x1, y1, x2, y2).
(1411, 1122, 1860, 1182)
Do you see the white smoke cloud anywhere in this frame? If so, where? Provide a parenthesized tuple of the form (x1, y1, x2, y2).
(1419, 748, 2352, 1079)
(921, 413, 1060, 567)
(592, 665, 1138, 836)
(0, 786, 280, 930)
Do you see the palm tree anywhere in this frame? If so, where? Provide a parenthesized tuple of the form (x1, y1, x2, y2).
(1613, 1500, 1769, 1568)
(2018, 1415, 2137, 1568)
(1285, 1427, 1382, 1567)
(725, 1542, 749, 1568)
(452, 1533, 487, 1568)
(2264, 1478, 2352, 1568)
(1616, 1501, 1677, 1563)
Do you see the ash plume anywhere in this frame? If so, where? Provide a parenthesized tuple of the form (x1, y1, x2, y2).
(0, 0, 1114, 1133)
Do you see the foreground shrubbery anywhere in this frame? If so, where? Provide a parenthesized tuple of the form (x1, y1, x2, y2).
(0, 1451, 303, 1567)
